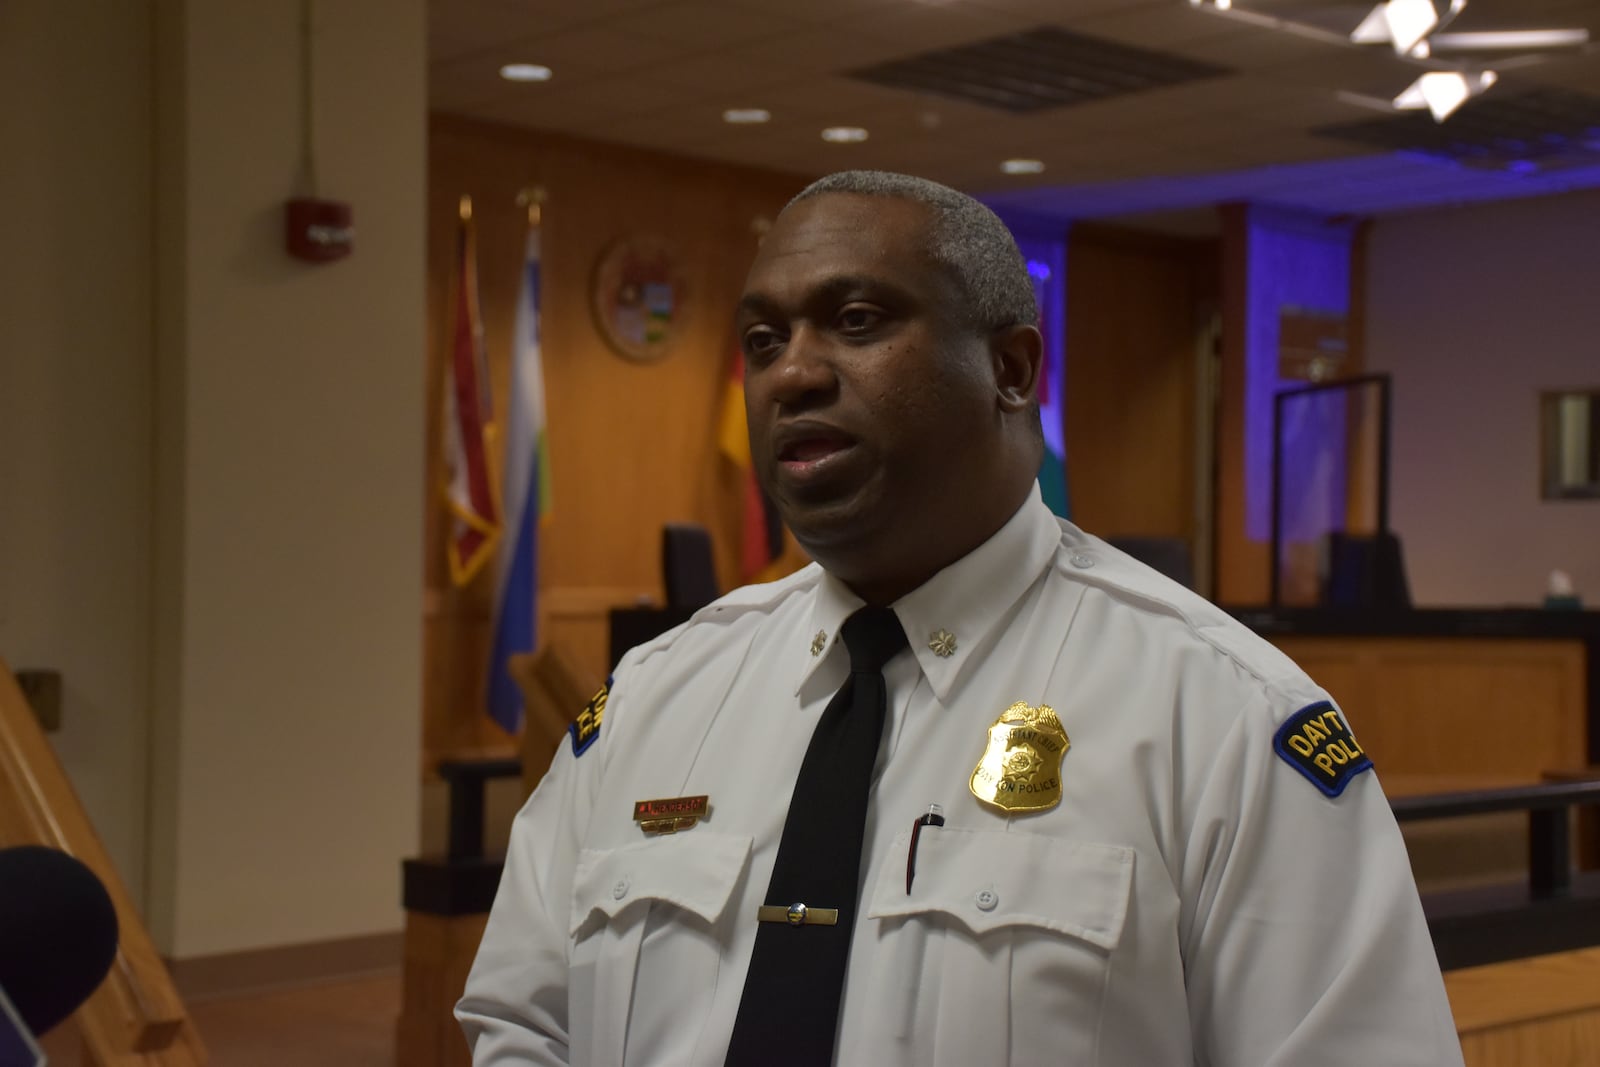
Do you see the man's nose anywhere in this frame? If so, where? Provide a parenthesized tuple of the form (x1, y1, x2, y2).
(766, 324, 837, 409)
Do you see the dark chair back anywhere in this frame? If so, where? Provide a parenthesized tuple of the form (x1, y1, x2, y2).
(1107, 537, 1195, 590)
(1323, 531, 1411, 609)
(661, 523, 720, 610)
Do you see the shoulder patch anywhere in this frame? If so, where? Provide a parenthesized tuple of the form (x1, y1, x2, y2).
(570, 677, 611, 757)
(1273, 701, 1373, 798)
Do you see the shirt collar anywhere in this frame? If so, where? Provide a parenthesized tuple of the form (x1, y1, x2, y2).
(794, 482, 1062, 702)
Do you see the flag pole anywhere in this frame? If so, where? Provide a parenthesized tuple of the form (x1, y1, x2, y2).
(517, 185, 547, 230)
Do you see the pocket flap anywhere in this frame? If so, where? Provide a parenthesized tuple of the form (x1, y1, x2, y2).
(571, 831, 753, 937)
(866, 827, 1133, 950)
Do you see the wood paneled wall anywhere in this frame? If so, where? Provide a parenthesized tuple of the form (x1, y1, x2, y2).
(424, 115, 804, 767)
(1064, 225, 1217, 549)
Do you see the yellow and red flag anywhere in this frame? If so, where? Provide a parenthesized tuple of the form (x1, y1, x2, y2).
(443, 197, 502, 585)
(717, 349, 785, 583)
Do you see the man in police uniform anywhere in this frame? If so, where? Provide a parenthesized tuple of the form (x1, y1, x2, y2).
(458, 171, 1463, 1065)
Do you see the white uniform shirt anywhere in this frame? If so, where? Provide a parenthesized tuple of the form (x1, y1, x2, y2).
(458, 486, 1463, 1066)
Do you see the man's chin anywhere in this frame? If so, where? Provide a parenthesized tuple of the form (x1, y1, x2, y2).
(781, 498, 887, 567)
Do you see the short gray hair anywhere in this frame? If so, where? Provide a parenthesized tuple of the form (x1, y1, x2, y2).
(787, 171, 1037, 335)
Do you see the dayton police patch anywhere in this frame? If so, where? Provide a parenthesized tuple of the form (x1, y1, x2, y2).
(570, 677, 611, 757)
(1274, 701, 1372, 798)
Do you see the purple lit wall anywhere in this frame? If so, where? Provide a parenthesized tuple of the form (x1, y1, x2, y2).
(1008, 228, 1069, 518)
(1243, 207, 1357, 544)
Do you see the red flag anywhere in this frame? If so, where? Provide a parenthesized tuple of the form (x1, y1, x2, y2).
(443, 198, 501, 585)
(717, 349, 784, 582)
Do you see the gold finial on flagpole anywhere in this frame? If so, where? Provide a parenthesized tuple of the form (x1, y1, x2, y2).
(517, 185, 548, 227)
(752, 216, 772, 245)
(458, 194, 473, 222)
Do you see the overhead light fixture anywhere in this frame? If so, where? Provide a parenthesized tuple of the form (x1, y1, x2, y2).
(1352, 0, 1447, 55)
(723, 108, 771, 124)
(1429, 28, 1590, 51)
(499, 63, 552, 83)
(1001, 159, 1045, 174)
(1393, 69, 1497, 121)
(821, 126, 869, 143)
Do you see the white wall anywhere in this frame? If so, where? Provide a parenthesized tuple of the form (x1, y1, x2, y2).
(1366, 189, 1600, 607)
(0, 1, 155, 900)
(144, 0, 427, 957)
(1, 0, 426, 960)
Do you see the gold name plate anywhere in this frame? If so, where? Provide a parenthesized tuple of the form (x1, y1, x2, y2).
(632, 794, 709, 835)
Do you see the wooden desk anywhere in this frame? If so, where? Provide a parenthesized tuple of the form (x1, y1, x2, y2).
(1235, 614, 1600, 1066)
(1236, 608, 1600, 771)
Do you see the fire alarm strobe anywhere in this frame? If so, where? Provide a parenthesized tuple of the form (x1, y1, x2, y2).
(285, 198, 353, 262)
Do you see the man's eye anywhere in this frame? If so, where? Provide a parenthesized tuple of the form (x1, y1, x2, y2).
(742, 326, 784, 357)
(837, 306, 883, 333)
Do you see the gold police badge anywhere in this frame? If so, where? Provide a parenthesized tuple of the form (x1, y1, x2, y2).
(969, 701, 1069, 814)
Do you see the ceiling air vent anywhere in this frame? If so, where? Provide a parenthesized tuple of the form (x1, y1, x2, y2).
(1313, 87, 1600, 172)
(849, 26, 1232, 114)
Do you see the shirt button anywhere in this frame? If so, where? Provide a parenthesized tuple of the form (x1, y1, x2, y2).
(611, 878, 630, 900)
(975, 889, 998, 911)
(1070, 553, 1094, 569)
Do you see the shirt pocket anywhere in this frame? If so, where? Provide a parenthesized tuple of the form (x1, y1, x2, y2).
(864, 827, 1134, 1067)
(569, 831, 753, 1067)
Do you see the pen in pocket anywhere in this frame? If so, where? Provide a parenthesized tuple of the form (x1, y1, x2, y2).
(906, 803, 945, 894)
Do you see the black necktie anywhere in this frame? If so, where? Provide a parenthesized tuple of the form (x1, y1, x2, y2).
(725, 606, 909, 1066)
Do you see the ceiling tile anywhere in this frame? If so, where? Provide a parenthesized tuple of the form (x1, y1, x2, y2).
(427, 0, 666, 63)
(1073, 4, 1246, 48)
(720, 0, 924, 23)
(1177, 25, 1356, 72)
(429, 0, 1600, 229)
(606, 1, 810, 48)
(467, 74, 717, 133)
(845, 3, 1032, 52)
(485, 25, 689, 78)
(965, 0, 1157, 21)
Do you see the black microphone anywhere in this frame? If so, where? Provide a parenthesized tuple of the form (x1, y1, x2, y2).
(0, 846, 119, 1036)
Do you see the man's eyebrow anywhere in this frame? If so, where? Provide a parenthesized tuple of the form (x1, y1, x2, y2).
(736, 291, 779, 319)
(736, 275, 906, 319)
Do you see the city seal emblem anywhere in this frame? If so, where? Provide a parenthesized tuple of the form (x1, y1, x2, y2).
(969, 701, 1069, 814)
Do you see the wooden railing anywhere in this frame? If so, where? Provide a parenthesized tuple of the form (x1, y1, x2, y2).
(0, 658, 206, 1065)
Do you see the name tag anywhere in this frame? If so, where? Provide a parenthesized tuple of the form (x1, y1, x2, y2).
(633, 795, 709, 834)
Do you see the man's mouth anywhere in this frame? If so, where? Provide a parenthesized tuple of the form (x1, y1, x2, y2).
(779, 436, 853, 466)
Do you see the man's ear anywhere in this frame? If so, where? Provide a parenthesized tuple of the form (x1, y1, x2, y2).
(991, 324, 1043, 414)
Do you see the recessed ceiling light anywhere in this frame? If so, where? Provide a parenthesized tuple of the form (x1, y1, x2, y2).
(821, 126, 869, 143)
(723, 108, 771, 124)
(1001, 158, 1045, 174)
(499, 63, 552, 83)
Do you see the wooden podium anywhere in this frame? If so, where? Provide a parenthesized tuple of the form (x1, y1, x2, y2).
(0, 659, 206, 1065)
(397, 643, 596, 1067)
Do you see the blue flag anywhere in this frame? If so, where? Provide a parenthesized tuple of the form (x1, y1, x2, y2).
(486, 226, 551, 734)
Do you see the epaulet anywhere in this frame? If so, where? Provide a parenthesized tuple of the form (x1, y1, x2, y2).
(617, 564, 823, 672)
(1048, 522, 1316, 700)
(1050, 524, 1366, 795)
